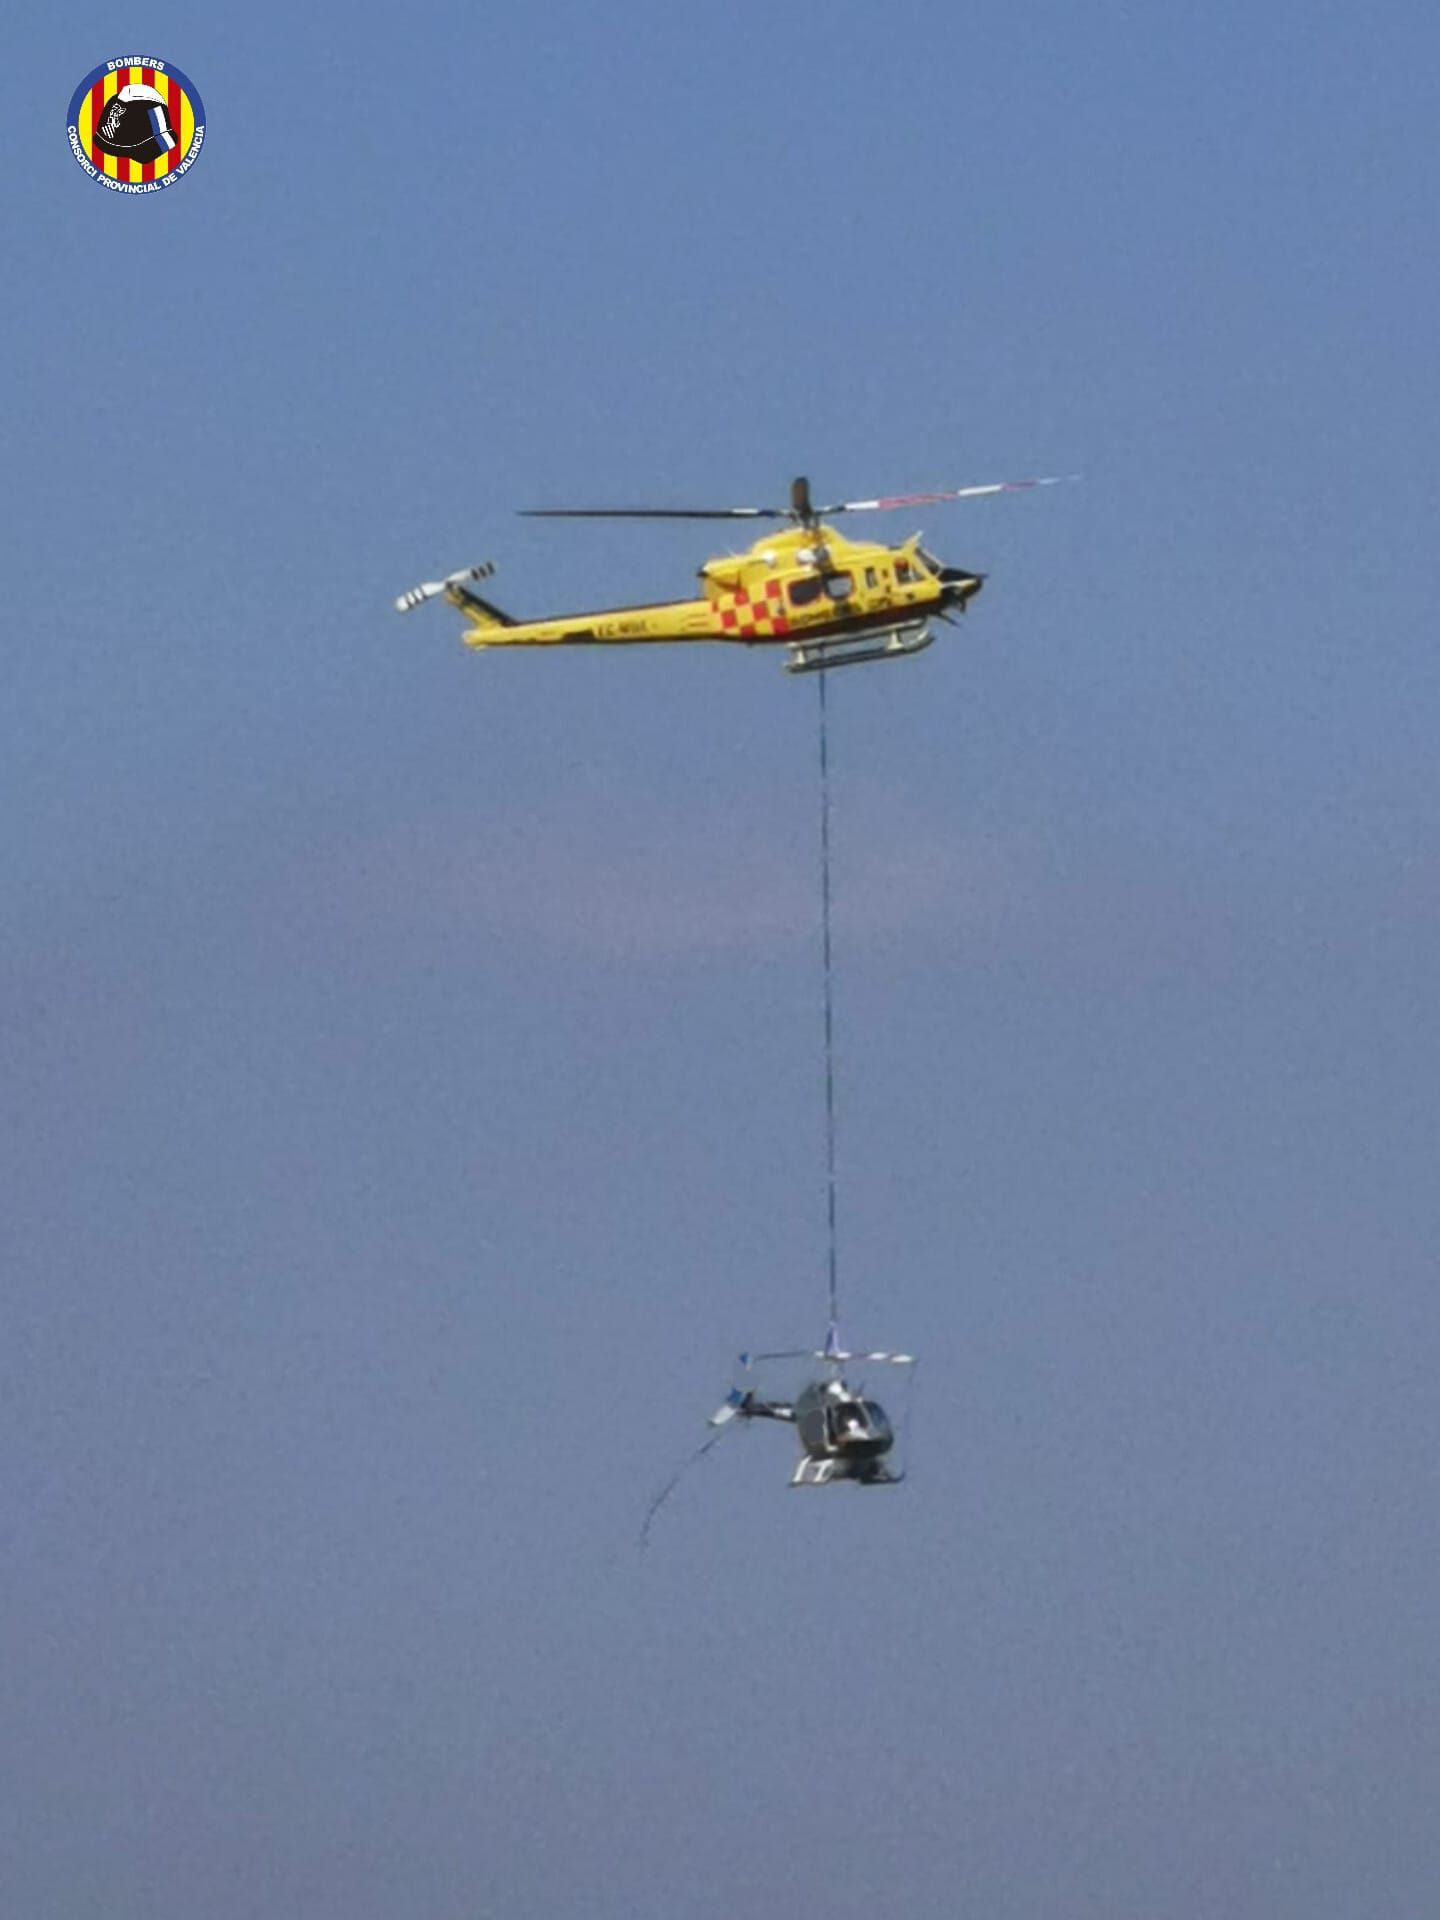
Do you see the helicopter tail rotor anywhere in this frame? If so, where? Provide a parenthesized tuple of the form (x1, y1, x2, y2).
(394, 561, 496, 614)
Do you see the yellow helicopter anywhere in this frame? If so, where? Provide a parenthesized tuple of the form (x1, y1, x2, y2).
(395, 473, 1068, 673)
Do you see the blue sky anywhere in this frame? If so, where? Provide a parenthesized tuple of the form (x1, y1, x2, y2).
(6, 3, 1440, 1915)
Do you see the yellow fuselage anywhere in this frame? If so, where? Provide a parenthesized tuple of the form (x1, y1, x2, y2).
(455, 525, 977, 653)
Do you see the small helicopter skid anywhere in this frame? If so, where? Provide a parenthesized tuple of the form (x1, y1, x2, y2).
(784, 618, 934, 676)
(791, 1455, 903, 1489)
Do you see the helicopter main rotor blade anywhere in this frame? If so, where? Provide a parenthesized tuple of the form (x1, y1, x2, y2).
(816, 475, 1077, 514)
(826, 1350, 917, 1366)
(518, 472, 1075, 524)
(518, 505, 783, 521)
(741, 1348, 916, 1366)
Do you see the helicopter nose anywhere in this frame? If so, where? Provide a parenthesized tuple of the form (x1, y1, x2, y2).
(941, 568, 984, 604)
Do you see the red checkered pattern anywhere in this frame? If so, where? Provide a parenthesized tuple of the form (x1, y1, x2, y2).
(714, 576, 791, 638)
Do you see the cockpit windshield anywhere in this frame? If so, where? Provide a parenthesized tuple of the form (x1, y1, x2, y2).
(827, 1400, 870, 1443)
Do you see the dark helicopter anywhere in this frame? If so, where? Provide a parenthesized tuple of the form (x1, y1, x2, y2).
(708, 1329, 914, 1487)
(641, 1326, 915, 1539)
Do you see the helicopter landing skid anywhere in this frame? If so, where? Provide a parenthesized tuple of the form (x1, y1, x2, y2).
(784, 621, 933, 675)
(790, 1457, 904, 1488)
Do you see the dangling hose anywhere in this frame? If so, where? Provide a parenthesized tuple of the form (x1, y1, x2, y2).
(639, 1424, 734, 1548)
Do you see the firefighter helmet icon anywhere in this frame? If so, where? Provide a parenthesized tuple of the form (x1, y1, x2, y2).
(93, 83, 178, 166)
(67, 58, 205, 192)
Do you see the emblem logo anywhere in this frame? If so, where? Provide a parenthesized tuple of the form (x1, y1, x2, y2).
(67, 58, 205, 193)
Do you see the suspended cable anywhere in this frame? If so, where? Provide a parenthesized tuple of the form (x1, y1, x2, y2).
(639, 1424, 734, 1549)
(817, 668, 840, 1342)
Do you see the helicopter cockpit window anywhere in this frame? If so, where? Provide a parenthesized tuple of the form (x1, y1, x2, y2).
(823, 572, 854, 600)
(895, 558, 913, 584)
(828, 1402, 869, 1442)
(787, 576, 824, 608)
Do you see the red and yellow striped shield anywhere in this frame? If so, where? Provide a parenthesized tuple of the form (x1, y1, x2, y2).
(67, 59, 206, 193)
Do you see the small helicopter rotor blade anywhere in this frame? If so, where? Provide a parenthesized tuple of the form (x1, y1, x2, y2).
(518, 505, 782, 521)
(745, 1347, 917, 1365)
(707, 1388, 749, 1428)
(817, 475, 1078, 514)
(394, 561, 495, 614)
